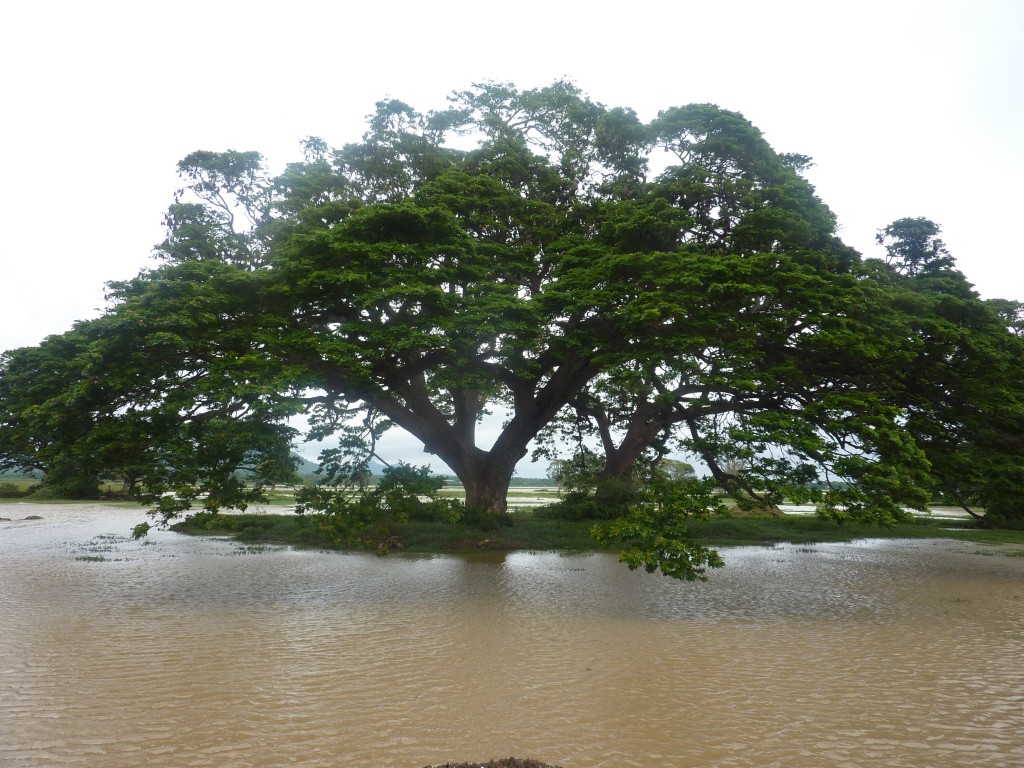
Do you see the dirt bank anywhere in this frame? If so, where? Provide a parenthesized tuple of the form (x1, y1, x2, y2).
(423, 759, 561, 768)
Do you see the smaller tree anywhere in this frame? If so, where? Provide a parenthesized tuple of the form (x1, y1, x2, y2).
(547, 448, 604, 494)
(0, 307, 300, 512)
(654, 458, 697, 483)
(868, 218, 1024, 527)
(876, 217, 955, 276)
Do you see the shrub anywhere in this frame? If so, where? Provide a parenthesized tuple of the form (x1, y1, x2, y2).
(534, 491, 621, 521)
(0, 481, 36, 498)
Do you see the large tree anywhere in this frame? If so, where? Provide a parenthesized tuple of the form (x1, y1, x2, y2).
(2, 82, 1021, 537)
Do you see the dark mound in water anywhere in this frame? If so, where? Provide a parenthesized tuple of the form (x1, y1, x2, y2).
(423, 759, 561, 768)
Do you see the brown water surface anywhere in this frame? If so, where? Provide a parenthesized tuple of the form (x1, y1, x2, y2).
(1, 504, 1022, 767)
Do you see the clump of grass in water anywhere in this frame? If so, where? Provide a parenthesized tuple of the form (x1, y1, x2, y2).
(232, 544, 272, 555)
(80, 533, 128, 554)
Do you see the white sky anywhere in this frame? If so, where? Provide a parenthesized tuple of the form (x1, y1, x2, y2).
(2, 0, 1022, 473)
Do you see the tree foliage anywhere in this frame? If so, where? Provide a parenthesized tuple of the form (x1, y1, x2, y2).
(2, 81, 1022, 577)
(0, 291, 299, 506)
(593, 475, 726, 580)
(870, 221, 1024, 526)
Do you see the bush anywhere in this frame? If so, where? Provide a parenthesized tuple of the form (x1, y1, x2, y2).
(594, 477, 643, 513)
(534, 491, 623, 521)
(0, 481, 35, 498)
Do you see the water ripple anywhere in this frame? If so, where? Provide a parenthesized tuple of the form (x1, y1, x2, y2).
(2, 506, 1022, 768)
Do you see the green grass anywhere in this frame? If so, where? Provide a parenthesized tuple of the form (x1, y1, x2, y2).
(173, 512, 605, 553)
(172, 510, 1024, 555)
(682, 514, 967, 547)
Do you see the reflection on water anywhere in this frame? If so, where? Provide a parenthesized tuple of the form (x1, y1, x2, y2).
(1, 505, 1022, 768)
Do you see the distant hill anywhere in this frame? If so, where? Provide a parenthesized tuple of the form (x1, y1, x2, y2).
(291, 455, 389, 479)
(284, 456, 556, 485)
(439, 475, 555, 487)
(0, 468, 42, 480)
(293, 454, 320, 478)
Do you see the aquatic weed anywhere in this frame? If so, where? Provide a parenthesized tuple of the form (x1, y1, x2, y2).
(232, 544, 272, 555)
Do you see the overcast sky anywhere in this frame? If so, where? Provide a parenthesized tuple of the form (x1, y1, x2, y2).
(2, 0, 1021, 472)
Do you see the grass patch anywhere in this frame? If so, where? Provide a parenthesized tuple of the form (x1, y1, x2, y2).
(173, 512, 604, 553)
(171, 510, 1024, 554)
(686, 515, 1024, 547)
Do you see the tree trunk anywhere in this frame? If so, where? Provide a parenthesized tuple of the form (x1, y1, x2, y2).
(461, 468, 513, 515)
(368, 366, 595, 517)
(598, 422, 661, 484)
(435, 441, 526, 517)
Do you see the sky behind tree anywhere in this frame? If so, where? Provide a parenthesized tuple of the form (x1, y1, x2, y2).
(2, 0, 1021, 470)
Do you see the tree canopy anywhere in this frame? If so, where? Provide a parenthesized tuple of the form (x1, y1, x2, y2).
(2, 81, 1022, 576)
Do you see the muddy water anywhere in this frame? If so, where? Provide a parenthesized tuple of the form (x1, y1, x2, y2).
(1, 505, 1022, 768)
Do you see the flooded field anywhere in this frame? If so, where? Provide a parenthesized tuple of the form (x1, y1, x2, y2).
(1, 504, 1022, 767)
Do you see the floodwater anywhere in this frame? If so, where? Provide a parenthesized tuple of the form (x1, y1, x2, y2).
(1, 505, 1022, 768)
